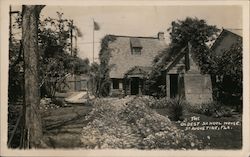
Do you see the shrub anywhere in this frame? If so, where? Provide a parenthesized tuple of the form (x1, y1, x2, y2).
(185, 101, 233, 118)
(151, 98, 171, 109)
(167, 98, 186, 121)
(185, 101, 218, 116)
(145, 97, 187, 121)
(52, 98, 65, 107)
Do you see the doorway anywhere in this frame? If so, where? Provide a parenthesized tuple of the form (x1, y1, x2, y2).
(131, 77, 139, 95)
(170, 74, 178, 98)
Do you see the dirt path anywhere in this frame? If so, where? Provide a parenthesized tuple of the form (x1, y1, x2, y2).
(41, 97, 134, 148)
(42, 105, 92, 148)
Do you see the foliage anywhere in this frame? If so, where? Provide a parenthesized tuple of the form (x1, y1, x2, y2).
(8, 11, 24, 103)
(9, 40, 24, 102)
(208, 40, 242, 106)
(140, 96, 186, 121)
(164, 98, 185, 121)
(39, 12, 71, 54)
(81, 97, 204, 149)
(156, 17, 219, 69)
(185, 101, 233, 118)
(167, 17, 219, 66)
(9, 11, 89, 100)
(145, 72, 166, 98)
(38, 12, 89, 97)
(90, 35, 116, 97)
(39, 97, 66, 110)
(147, 17, 219, 97)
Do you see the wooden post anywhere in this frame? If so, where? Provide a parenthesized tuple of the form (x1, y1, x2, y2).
(138, 79, 142, 96)
(92, 19, 95, 63)
(70, 20, 73, 56)
(166, 74, 170, 98)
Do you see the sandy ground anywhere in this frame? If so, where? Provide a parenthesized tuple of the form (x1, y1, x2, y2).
(41, 97, 133, 148)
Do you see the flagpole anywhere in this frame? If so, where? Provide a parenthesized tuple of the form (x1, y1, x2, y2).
(92, 18, 95, 63)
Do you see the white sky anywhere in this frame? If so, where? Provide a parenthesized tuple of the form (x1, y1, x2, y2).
(13, 5, 242, 63)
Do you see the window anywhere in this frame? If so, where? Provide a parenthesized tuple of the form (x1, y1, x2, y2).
(113, 79, 119, 89)
(130, 38, 142, 55)
(132, 47, 142, 55)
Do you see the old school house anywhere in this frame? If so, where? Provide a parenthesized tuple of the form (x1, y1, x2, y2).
(105, 32, 213, 104)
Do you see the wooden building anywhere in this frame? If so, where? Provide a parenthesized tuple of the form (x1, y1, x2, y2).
(163, 44, 213, 104)
(104, 31, 216, 104)
(107, 32, 168, 96)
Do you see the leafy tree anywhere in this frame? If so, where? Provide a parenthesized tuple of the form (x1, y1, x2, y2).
(8, 11, 24, 103)
(9, 11, 88, 100)
(8, 8, 89, 148)
(39, 50, 89, 98)
(157, 17, 219, 72)
(148, 17, 220, 97)
(91, 35, 116, 97)
(88, 62, 101, 96)
(208, 39, 242, 108)
(39, 12, 72, 55)
(9, 39, 23, 102)
(38, 12, 89, 98)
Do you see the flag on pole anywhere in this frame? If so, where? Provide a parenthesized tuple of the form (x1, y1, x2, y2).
(93, 20, 100, 31)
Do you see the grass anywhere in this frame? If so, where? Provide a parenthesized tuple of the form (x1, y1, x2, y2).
(155, 109, 242, 149)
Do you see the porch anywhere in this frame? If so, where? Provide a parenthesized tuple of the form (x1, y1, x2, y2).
(110, 66, 151, 96)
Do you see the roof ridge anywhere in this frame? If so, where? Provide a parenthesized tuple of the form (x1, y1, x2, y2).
(109, 34, 158, 39)
(164, 46, 187, 71)
(210, 28, 242, 51)
(222, 28, 242, 37)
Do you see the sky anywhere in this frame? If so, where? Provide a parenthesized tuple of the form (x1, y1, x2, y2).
(13, 5, 242, 63)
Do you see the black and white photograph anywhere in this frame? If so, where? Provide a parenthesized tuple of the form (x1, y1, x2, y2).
(0, 0, 249, 156)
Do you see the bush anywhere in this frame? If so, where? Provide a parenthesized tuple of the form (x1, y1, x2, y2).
(143, 97, 186, 121)
(167, 98, 185, 121)
(52, 98, 66, 107)
(39, 98, 64, 110)
(186, 101, 233, 118)
(80, 97, 205, 149)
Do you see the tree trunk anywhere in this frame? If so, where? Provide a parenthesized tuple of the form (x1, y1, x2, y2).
(22, 5, 45, 148)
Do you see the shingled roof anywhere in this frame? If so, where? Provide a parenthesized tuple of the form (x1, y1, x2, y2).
(125, 66, 152, 78)
(108, 35, 168, 78)
(210, 29, 242, 56)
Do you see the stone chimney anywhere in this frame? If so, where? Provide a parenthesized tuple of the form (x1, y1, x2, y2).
(158, 32, 165, 41)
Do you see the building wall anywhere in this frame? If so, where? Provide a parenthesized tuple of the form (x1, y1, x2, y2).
(110, 78, 124, 96)
(184, 74, 213, 104)
(165, 51, 213, 104)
